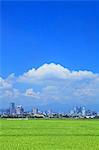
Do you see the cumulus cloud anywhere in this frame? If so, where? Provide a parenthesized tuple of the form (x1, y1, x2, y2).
(0, 63, 99, 108)
(0, 74, 19, 99)
(0, 77, 12, 89)
(0, 88, 20, 98)
(24, 88, 40, 99)
(18, 63, 97, 83)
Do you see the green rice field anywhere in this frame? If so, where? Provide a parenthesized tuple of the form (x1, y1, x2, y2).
(0, 119, 99, 150)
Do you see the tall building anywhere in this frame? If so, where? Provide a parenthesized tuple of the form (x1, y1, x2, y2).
(82, 107, 86, 116)
(74, 106, 79, 114)
(16, 105, 24, 115)
(47, 109, 52, 115)
(70, 110, 74, 115)
(32, 107, 38, 114)
(10, 102, 16, 115)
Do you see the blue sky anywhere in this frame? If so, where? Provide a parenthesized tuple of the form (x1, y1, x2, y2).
(0, 1, 99, 111)
(1, 1, 99, 77)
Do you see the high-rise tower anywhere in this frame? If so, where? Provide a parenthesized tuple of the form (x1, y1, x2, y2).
(10, 102, 16, 115)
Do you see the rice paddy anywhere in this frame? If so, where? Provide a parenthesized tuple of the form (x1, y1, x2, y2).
(0, 119, 99, 150)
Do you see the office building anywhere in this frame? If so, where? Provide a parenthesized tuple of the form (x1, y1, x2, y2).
(32, 107, 38, 114)
(10, 102, 16, 115)
(16, 105, 24, 115)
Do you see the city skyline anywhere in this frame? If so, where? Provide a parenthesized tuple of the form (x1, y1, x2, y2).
(1, 1, 99, 111)
(0, 102, 98, 117)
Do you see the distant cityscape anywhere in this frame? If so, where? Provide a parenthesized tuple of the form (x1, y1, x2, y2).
(0, 102, 99, 119)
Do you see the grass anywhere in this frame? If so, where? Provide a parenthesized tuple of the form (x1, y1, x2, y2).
(0, 119, 99, 150)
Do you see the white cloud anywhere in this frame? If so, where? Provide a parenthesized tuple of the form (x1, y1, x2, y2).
(24, 88, 40, 99)
(0, 75, 19, 99)
(18, 63, 97, 83)
(0, 88, 20, 98)
(0, 63, 99, 107)
(0, 77, 12, 89)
